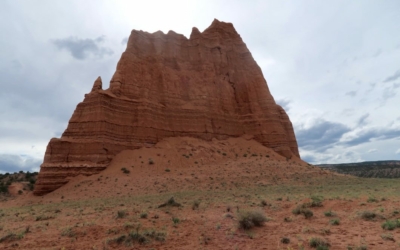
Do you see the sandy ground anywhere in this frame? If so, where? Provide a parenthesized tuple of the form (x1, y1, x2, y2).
(1, 137, 400, 249)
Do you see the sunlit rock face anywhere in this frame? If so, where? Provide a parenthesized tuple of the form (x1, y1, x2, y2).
(34, 19, 299, 195)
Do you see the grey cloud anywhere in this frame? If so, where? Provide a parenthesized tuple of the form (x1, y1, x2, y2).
(0, 154, 41, 173)
(383, 69, 400, 83)
(52, 36, 113, 60)
(345, 91, 357, 97)
(342, 127, 400, 147)
(121, 37, 128, 45)
(382, 83, 400, 102)
(276, 99, 291, 112)
(357, 113, 369, 126)
(296, 119, 351, 152)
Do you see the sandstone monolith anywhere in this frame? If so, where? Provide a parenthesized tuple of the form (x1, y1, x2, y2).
(34, 19, 299, 195)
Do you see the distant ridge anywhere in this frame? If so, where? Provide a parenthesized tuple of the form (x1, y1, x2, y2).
(317, 160, 400, 178)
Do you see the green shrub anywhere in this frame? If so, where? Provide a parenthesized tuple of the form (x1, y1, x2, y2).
(116, 210, 127, 219)
(292, 205, 313, 219)
(381, 220, 400, 230)
(324, 210, 334, 217)
(140, 212, 147, 219)
(330, 218, 340, 225)
(310, 195, 324, 207)
(360, 211, 376, 221)
(281, 237, 290, 244)
(172, 217, 180, 225)
(381, 233, 395, 241)
(367, 197, 378, 203)
(192, 200, 200, 210)
(309, 237, 330, 248)
(238, 210, 268, 230)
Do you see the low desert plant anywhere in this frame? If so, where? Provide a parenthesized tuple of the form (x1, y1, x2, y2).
(292, 206, 313, 219)
(324, 210, 335, 217)
(281, 237, 290, 244)
(192, 200, 200, 210)
(309, 237, 330, 248)
(347, 245, 368, 250)
(121, 168, 130, 174)
(237, 210, 268, 230)
(310, 195, 324, 207)
(140, 212, 147, 219)
(329, 218, 340, 225)
(36, 215, 54, 221)
(0, 233, 20, 243)
(61, 227, 75, 238)
(367, 197, 378, 203)
(260, 200, 267, 207)
(381, 233, 395, 241)
(360, 211, 377, 221)
(158, 197, 182, 208)
(381, 219, 400, 230)
(172, 217, 180, 225)
(116, 210, 127, 219)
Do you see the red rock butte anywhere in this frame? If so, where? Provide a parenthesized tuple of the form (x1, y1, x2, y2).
(34, 19, 300, 195)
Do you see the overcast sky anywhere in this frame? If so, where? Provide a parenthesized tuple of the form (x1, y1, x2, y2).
(1, 0, 400, 173)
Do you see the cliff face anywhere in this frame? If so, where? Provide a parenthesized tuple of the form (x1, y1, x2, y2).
(34, 19, 299, 195)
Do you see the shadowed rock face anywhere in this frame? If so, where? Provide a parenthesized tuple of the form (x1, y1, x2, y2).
(34, 19, 299, 195)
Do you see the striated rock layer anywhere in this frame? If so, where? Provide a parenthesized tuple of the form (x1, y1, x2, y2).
(34, 19, 299, 195)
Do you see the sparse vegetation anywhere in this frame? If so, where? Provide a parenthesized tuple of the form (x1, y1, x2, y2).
(281, 237, 290, 244)
(381, 220, 400, 230)
(158, 197, 182, 208)
(329, 218, 340, 225)
(172, 217, 180, 225)
(292, 205, 313, 219)
(347, 245, 368, 250)
(324, 210, 334, 217)
(360, 211, 377, 221)
(192, 200, 200, 210)
(116, 210, 127, 219)
(309, 195, 324, 207)
(36, 215, 54, 221)
(61, 227, 76, 238)
(309, 237, 330, 249)
(237, 210, 268, 230)
(121, 167, 130, 174)
(381, 233, 395, 241)
(260, 200, 267, 207)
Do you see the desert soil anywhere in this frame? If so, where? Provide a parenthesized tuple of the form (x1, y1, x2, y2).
(1, 137, 399, 249)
